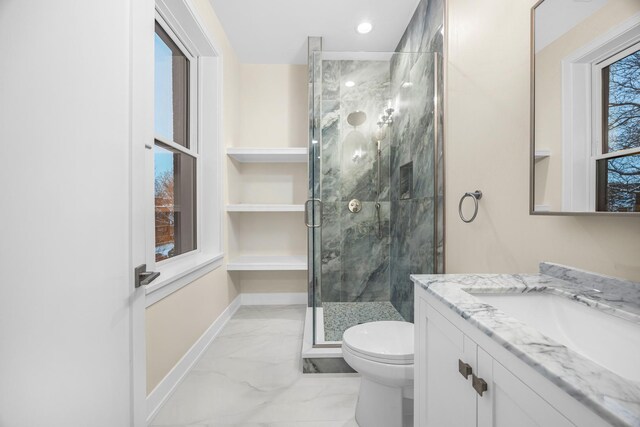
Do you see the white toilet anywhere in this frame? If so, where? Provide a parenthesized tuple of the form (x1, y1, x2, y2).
(342, 321, 414, 427)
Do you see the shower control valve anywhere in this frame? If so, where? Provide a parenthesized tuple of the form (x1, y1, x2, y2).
(348, 199, 362, 213)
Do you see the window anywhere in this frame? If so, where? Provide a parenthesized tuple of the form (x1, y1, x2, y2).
(560, 17, 640, 213)
(154, 20, 197, 261)
(145, 2, 223, 304)
(593, 43, 640, 212)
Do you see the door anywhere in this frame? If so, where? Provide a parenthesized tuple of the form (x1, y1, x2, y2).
(477, 348, 575, 427)
(0, 1, 149, 425)
(421, 300, 477, 427)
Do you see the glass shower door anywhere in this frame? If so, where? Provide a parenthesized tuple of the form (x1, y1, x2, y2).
(309, 51, 443, 347)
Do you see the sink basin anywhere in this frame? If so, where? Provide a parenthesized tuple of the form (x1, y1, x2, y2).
(472, 292, 640, 382)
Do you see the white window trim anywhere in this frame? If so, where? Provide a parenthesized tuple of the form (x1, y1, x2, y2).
(146, 0, 224, 307)
(561, 12, 640, 211)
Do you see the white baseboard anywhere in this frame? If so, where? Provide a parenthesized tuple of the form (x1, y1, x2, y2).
(240, 292, 307, 305)
(146, 294, 242, 424)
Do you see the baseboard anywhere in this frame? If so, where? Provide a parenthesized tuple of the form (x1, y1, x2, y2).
(146, 294, 242, 424)
(240, 292, 307, 305)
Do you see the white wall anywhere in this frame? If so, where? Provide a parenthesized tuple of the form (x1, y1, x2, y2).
(445, 0, 640, 281)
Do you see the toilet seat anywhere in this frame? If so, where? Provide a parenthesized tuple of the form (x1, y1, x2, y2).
(342, 321, 414, 365)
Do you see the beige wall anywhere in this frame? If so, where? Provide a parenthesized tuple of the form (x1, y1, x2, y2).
(145, 0, 241, 394)
(237, 64, 308, 148)
(445, 0, 640, 281)
(534, 0, 640, 210)
(146, 267, 238, 393)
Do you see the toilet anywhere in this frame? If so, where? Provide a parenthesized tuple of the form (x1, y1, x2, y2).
(342, 321, 414, 427)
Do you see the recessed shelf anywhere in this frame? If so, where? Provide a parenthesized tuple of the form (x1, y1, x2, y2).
(227, 255, 308, 271)
(227, 147, 308, 163)
(535, 149, 551, 160)
(226, 204, 305, 212)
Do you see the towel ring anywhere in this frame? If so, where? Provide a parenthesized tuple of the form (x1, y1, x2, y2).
(459, 190, 482, 223)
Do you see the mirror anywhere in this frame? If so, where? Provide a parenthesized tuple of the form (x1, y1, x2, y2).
(532, 0, 640, 214)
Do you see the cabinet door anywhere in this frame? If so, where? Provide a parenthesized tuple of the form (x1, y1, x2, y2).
(419, 298, 477, 427)
(477, 348, 575, 427)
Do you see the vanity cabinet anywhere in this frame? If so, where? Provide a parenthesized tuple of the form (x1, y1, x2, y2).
(416, 293, 575, 427)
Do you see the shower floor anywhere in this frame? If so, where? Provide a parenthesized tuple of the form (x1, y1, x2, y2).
(322, 301, 405, 342)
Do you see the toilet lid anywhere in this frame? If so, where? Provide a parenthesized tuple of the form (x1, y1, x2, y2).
(342, 321, 414, 364)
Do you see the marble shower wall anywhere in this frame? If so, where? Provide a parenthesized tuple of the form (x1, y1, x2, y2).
(389, 0, 444, 322)
(319, 59, 392, 304)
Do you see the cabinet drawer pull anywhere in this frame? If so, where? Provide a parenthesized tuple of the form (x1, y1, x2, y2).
(472, 374, 488, 396)
(458, 359, 472, 379)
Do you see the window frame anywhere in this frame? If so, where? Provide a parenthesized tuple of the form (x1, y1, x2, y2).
(154, 14, 199, 264)
(560, 14, 640, 211)
(591, 41, 640, 211)
(145, 1, 224, 306)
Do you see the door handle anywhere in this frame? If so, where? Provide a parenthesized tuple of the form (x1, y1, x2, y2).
(134, 264, 160, 288)
(304, 199, 323, 228)
(472, 374, 488, 396)
(458, 359, 472, 379)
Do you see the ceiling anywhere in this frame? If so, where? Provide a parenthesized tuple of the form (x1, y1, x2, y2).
(208, 0, 421, 64)
(534, 0, 608, 52)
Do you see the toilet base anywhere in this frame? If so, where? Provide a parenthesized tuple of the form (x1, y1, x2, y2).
(355, 377, 413, 427)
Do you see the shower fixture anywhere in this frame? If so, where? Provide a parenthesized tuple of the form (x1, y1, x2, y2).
(347, 111, 367, 128)
(344, 111, 368, 164)
(377, 101, 395, 127)
(372, 127, 386, 239)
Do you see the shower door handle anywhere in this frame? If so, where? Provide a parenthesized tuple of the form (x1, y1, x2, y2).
(304, 199, 323, 228)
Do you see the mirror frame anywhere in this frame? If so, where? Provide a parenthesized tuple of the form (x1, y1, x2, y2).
(529, 0, 639, 217)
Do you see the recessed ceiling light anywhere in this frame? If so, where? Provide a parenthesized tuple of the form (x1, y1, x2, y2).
(356, 22, 373, 34)
(345, 81, 355, 88)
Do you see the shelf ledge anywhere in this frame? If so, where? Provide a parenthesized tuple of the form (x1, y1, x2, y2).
(534, 204, 551, 212)
(227, 147, 308, 163)
(227, 255, 308, 271)
(535, 149, 551, 160)
(226, 204, 305, 212)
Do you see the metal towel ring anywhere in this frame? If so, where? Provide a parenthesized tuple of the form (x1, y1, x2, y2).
(459, 190, 483, 223)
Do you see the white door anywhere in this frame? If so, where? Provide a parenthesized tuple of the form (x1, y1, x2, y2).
(422, 301, 477, 427)
(477, 348, 575, 427)
(0, 1, 151, 425)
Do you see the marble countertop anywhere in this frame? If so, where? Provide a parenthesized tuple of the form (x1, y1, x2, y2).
(411, 263, 640, 427)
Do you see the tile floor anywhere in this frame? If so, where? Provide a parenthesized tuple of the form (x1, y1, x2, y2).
(151, 305, 360, 427)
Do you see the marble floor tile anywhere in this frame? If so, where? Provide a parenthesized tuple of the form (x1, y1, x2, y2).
(151, 305, 360, 427)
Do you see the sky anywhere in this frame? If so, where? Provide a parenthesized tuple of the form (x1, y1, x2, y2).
(154, 33, 175, 178)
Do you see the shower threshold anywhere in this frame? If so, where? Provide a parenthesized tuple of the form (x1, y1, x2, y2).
(301, 301, 405, 373)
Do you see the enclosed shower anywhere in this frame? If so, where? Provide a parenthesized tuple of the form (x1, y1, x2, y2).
(305, 39, 444, 348)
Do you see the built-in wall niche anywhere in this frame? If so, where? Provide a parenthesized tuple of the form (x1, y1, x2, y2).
(226, 147, 308, 271)
(400, 162, 413, 200)
(227, 162, 307, 206)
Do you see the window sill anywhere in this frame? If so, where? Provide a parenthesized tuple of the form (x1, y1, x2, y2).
(144, 252, 224, 307)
